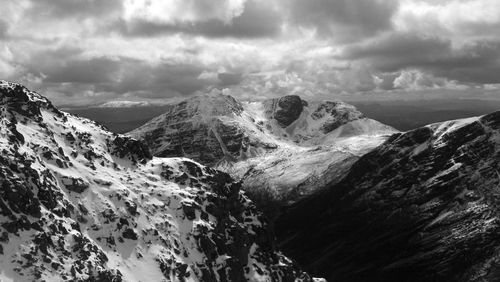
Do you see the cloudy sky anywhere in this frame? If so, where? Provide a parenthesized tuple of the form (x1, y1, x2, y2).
(1, 0, 500, 106)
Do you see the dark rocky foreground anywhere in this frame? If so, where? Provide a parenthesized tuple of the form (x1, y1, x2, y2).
(277, 111, 500, 281)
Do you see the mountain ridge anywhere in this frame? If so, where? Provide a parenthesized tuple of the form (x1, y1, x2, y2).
(0, 80, 315, 281)
(128, 92, 396, 217)
(276, 109, 500, 281)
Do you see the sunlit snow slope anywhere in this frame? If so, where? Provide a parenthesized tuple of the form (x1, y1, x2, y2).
(0, 81, 314, 282)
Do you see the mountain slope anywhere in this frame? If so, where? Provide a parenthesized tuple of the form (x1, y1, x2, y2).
(0, 81, 313, 282)
(129, 93, 396, 215)
(276, 111, 500, 281)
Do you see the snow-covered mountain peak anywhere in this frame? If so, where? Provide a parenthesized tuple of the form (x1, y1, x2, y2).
(129, 93, 397, 218)
(263, 95, 308, 127)
(171, 92, 244, 120)
(130, 93, 392, 162)
(254, 97, 377, 144)
(0, 83, 313, 281)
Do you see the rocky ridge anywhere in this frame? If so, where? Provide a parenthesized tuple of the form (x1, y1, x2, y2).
(0, 81, 313, 282)
(277, 111, 500, 281)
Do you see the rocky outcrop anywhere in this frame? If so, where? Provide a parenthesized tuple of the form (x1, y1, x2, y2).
(311, 101, 365, 133)
(61, 176, 89, 193)
(277, 112, 500, 281)
(110, 135, 152, 162)
(264, 95, 307, 127)
(0, 81, 313, 282)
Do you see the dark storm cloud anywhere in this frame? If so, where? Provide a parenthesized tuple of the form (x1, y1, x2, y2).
(115, 0, 282, 38)
(429, 40, 500, 84)
(13, 44, 212, 100)
(147, 64, 208, 96)
(288, 0, 399, 41)
(26, 0, 122, 19)
(218, 72, 243, 86)
(344, 33, 500, 84)
(29, 52, 210, 99)
(44, 58, 121, 84)
(107, 61, 218, 97)
(344, 33, 451, 71)
(0, 20, 8, 38)
(376, 72, 400, 90)
(23, 46, 87, 81)
(456, 21, 500, 38)
(74, 61, 208, 97)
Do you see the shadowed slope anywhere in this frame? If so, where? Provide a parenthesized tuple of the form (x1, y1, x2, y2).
(277, 111, 500, 281)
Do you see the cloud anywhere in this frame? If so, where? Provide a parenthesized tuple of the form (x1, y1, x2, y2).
(0, 20, 8, 38)
(394, 0, 500, 40)
(429, 40, 500, 84)
(344, 33, 451, 72)
(1, 42, 219, 105)
(38, 55, 211, 97)
(287, 0, 399, 41)
(218, 72, 243, 86)
(26, 0, 123, 19)
(116, 0, 282, 38)
(374, 72, 400, 90)
(146, 63, 209, 96)
(43, 58, 121, 84)
(123, 0, 247, 25)
(0, 59, 17, 80)
(344, 33, 500, 84)
(2, 0, 500, 106)
(392, 70, 447, 90)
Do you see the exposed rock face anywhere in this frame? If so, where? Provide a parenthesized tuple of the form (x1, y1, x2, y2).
(0, 81, 312, 282)
(111, 135, 152, 161)
(60, 176, 90, 193)
(265, 95, 307, 127)
(277, 112, 500, 281)
(311, 101, 365, 133)
(128, 94, 274, 166)
(129, 93, 396, 218)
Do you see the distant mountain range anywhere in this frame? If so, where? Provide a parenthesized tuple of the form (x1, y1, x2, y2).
(65, 98, 500, 133)
(127, 93, 395, 217)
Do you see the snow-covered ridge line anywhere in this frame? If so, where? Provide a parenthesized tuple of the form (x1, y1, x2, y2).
(0, 81, 314, 281)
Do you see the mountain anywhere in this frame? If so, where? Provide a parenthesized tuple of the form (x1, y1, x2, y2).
(128, 93, 396, 217)
(0, 81, 315, 282)
(276, 111, 500, 281)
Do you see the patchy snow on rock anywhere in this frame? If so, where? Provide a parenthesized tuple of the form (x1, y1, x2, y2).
(0, 81, 313, 282)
